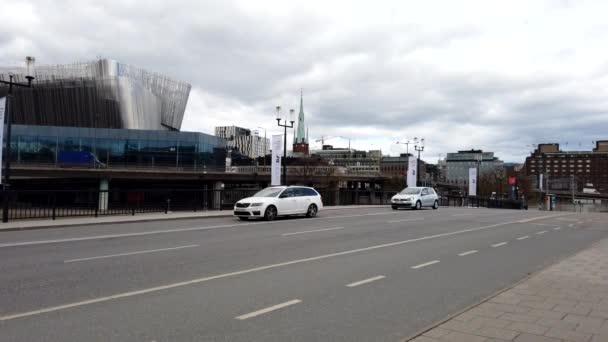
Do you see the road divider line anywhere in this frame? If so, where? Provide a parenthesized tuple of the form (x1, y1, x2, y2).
(346, 275, 386, 287)
(491, 242, 507, 247)
(64, 245, 199, 263)
(387, 218, 424, 224)
(553, 227, 561, 230)
(0, 214, 563, 321)
(517, 236, 530, 240)
(536, 230, 548, 235)
(458, 250, 478, 256)
(1, 211, 405, 248)
(282, 227, 345, 236)
(412, 260, 440, 269)
(517, 213, 571, 223)
(235, 299, 301, 320)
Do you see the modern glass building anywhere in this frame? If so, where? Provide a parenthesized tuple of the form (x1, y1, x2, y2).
(10, 125, 226, 169)
(1, 59, 228, 171)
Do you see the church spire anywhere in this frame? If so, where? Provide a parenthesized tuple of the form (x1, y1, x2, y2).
(296, 89, 306, 144)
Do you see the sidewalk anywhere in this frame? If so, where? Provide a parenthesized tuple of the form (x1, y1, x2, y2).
(409, 239, 608, 342)
(0, 205, 389, 232)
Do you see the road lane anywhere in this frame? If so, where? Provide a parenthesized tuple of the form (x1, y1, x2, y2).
(0, 208, 570, 316)
(0, 209, 572, 317)
(1, 212, 605, 341)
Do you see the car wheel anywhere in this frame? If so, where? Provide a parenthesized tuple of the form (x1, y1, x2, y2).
(238, 217, 249, 221)
(415, 201, 422, 210)
(432, 200, 439, 210)
(391, 205, 398, 210)
(264, 206, 277, 221)
(306, 204, 318, 218)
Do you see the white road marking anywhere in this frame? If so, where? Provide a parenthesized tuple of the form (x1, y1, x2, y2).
(386, 218, 424, 223)
(517, 213, 570, 223)
(64, 245, 199, 263)
(517, 236, 530, 240)
(0, 212, 403, 248)
(346, 275, 386, 287)
(0, 214, 562, 321)
(451, 213, 472, 217)
(558, 218, 579, 222)
(412, 260, 440, 269)
(458, 250, 478, 256)
(281, 227, 345, 236)
(568, 224, 574, 227)
(491, 242, 507, 247)
(235, 299, 301, 320)
(536, 230, 548, 235)
(553, 227, 561, 230)
(531, 223, 552, 226)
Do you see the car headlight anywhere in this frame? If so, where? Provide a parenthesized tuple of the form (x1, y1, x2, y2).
(251, 203, 264, 207)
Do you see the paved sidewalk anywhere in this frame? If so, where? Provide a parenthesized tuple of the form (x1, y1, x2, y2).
(409, 238, 608, 342)
(0, 205, 389, 231)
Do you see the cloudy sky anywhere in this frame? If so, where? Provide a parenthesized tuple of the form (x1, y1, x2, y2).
(2, 0, 608, 162)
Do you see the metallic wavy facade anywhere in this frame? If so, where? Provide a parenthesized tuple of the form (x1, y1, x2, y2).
(0, 59, 191, 131)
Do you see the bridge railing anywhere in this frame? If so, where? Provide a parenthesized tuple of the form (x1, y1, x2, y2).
(0, 190, 529, 222)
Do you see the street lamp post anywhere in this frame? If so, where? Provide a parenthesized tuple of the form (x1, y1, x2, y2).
(275, 106, 294, 185)
(256, 126, 267, 167)
(1, 56, 36, 223)
(396, 139, 413, 155)
(413, 137, 425, 186)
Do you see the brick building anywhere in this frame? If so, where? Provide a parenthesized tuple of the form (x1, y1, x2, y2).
(524, 141, 608, 193)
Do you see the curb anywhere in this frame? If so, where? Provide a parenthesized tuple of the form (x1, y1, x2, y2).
(0, 205, 390, 232)
(401, 215, 594, 342)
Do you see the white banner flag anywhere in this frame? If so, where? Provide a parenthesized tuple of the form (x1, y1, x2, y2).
(271, 135, 283, 185)
(539, 174, 544, 191)
(0, 97, 5, 184)
(469, 168, 478, 196)
(407, 157, 417, 188)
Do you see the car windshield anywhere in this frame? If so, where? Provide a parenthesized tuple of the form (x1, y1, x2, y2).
(400, 188, 422, 195)
(253, 187, 284, 197)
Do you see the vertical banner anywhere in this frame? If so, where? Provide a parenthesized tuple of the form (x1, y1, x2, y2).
(0, 97, 5, 184)
(538, 174, 544, 191)
(407, 157, 417, 187)
(468, 168, 477, 196)
(271, 134, 283, 185)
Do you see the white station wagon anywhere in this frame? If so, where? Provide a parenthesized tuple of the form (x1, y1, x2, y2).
(234, 186, 323, 221)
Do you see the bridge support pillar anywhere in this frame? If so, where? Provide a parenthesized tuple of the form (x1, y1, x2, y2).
(330, 181, 340, 206)
(214, 181, 224, 210)
(98, 179, 109, 211)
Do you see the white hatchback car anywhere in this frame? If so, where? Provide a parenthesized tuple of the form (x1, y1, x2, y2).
(391, 187, 439, 210)
(234, 186, 324, 221)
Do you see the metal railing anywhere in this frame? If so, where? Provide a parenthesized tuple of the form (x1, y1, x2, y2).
(0, 189, 528, 222)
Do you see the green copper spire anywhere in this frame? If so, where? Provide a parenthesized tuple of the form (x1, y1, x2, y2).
(296, 90, 306, 144)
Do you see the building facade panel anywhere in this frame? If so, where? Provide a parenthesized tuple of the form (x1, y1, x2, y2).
(0, 59, 190, 131)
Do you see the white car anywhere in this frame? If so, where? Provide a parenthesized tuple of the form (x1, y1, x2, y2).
(391, 187, 439, 210)
(234, 186, 324, 221)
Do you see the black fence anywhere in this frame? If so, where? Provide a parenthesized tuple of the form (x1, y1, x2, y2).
(1, 189, 260, 221)
(0, 189, 525, 222)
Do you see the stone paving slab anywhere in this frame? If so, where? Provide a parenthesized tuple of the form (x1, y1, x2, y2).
(0, 205, 389, 232)
(408, 238, 608, 342)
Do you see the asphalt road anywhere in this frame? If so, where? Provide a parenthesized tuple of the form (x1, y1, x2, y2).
(1, 207, 607, 341)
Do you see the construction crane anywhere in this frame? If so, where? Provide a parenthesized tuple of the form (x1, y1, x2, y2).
(316, 136, 352, 151)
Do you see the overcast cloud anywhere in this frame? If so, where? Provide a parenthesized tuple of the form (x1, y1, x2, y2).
(1, 0, 608, 162)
